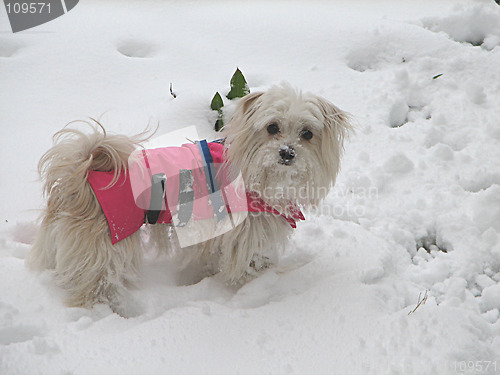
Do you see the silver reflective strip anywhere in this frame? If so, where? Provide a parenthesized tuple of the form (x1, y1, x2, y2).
(176, 169, 194, 227)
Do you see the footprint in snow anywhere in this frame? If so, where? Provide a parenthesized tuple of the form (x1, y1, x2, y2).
(117, 39, 157, 58)
(0, 39, 23, 57)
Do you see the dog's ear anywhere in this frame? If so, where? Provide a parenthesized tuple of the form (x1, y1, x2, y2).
(223, 92, 265, 150)
(315, 97, 352, 149)
(314, 96, 353, 183)
(236, 92, 265, 119)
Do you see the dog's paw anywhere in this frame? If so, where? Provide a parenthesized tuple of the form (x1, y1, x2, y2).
(107, 289, 145, 318)
(238, 256, 273, 284)
(249, 255, 272, 273)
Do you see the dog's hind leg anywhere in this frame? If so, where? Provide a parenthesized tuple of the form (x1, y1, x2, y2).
(26, 214, 59, 271)
(52, 208, 143, 315)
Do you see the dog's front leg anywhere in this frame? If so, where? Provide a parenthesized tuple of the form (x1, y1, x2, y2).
(213, 213, 289, 285)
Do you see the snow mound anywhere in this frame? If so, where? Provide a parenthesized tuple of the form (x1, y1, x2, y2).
(422, 2, 500, 49)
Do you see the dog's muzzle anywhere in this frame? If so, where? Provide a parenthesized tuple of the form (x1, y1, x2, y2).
(279, 145, 296, 165)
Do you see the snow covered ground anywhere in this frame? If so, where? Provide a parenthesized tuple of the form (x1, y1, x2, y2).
(1, 0, 500, 374)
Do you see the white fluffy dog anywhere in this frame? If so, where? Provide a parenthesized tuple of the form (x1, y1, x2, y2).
(27, 85, 351, 315)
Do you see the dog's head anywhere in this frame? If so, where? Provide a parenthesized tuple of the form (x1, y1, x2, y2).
(223, 84, 351, 208)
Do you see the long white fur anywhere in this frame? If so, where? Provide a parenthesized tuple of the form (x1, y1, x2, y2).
(26, 85, 351, 315)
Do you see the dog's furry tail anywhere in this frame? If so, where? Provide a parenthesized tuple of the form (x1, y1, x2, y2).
(27, 120, 150, 272)
(39, 120, 149, 199)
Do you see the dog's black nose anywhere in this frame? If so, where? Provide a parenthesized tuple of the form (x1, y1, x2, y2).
(279, 145, 296, 165)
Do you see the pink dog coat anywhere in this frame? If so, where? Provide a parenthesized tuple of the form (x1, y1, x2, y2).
(87, 141, 304, 244)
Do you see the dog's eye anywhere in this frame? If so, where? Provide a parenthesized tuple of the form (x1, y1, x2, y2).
(267, 123, 280, 135)
(301, 129, 313, 140)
